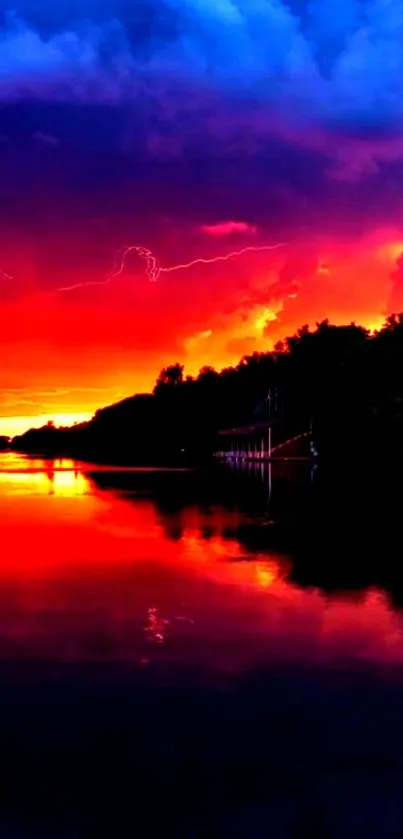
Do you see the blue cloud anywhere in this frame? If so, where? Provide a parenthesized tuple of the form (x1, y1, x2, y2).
(1, 0, 403, 170)
(0, 3, 396, 118)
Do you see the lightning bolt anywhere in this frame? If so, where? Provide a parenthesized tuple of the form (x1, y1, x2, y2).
(161, 244, 286, 276)
(112, 245, 160, 283)
(56, 242, 286, 292)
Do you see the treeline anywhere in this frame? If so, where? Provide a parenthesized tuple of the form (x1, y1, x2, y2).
(11, 315, 403, 463)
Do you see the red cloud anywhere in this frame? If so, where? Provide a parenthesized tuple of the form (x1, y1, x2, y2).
(200, 221, 257, 237)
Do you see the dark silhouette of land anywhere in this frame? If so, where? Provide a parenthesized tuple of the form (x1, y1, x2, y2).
(10, 315, 403, 462)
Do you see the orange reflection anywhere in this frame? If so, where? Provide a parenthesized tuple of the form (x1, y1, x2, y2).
(255, 562, 278, 588)
(0, 453, 403, 673)
(180, 531, 282, 591)
(0, 456, 89, 497)
(51, 469, 89, 496)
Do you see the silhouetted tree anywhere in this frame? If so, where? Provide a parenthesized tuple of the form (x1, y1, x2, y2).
(11, 314, 403, 463)
(153, 363, 184, 394)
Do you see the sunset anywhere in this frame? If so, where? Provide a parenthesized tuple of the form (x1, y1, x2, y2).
(3, 2, 403, 837)
(2, 1, 403, 434)
(1, 224, 401, 435)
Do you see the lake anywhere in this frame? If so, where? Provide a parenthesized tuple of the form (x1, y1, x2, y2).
(1, 452, 403, 838)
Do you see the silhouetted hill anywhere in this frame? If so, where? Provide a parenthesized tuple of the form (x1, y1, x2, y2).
(11, 315, 403, 464)
(0, 436, 10, 451)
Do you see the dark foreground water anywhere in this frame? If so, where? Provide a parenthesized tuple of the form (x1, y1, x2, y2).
(1, 453, 403, 838)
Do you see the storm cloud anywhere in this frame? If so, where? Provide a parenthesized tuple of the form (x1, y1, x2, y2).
(0, 0, 402, 419)
(1, 1, 403, 142)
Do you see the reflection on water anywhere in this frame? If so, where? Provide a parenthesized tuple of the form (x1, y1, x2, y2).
(1, 452, 403, 674)
(0, 453, 89, 496)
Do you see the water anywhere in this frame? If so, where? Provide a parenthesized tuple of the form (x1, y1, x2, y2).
(2, 453, 403, 837)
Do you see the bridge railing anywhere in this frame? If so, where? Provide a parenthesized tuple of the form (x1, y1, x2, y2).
(215, 429, 316, 461)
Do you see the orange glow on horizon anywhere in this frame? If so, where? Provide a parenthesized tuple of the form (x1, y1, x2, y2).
(0, 229, 401, 435)
(0, 413, 93, 439)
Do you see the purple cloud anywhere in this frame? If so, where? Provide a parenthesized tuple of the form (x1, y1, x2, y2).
(200, 221, 257, 237)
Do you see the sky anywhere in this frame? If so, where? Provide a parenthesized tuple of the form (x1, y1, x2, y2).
(1, 0, 403, 435)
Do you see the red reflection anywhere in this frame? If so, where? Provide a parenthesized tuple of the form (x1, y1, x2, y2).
(0, 454, 403, 673)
